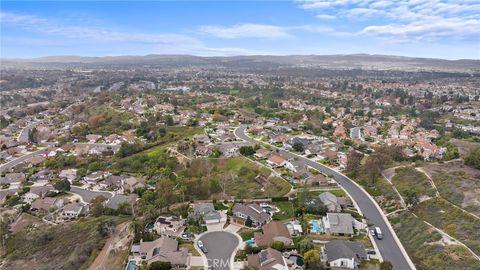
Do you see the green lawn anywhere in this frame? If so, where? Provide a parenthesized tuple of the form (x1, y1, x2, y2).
(272, 201, 296, 221)
(307, 189, 346, 197)
(237, 228, 261, 241)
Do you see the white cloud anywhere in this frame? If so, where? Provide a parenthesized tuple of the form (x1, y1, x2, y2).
(294, 0, 480, 41)
(199, 23, 292, 39)
(316, 14, 336, 19)
(0, 11, 263, 56)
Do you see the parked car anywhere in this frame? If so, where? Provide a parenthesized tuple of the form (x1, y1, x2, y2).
(374, 227, 383, 240)
(197, 240, 204, 248)
(181, 233, 190, 240)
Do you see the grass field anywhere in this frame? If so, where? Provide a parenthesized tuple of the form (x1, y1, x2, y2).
(390, 212, 479, 270)
(272, 201, 296, 221)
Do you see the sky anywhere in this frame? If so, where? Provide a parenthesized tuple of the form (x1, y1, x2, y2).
(1, 1, 479, 59)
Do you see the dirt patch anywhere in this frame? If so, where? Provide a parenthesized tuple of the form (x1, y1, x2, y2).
(88, 221, 133, 270)
(10, 213, 47, 234)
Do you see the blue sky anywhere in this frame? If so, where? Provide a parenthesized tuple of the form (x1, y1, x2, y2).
(1, 1, 479, 59)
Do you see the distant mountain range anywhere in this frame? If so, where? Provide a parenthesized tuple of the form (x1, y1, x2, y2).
(2, 54, 479, 72)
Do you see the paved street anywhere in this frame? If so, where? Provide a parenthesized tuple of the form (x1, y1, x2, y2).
(198, 231, 239, 270)
(70, 187, 112, 203)
(235, 125, 415, 270)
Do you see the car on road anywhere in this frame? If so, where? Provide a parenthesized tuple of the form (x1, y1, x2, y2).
(197, 240, 208, 253)
(374, 226, 383, 240)
(370, 229, 375, 236)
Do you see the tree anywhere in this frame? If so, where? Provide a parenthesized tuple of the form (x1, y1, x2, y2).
(271, 240, 285, 251)
(245, 216, 253, 227)
(292, 142, 304, 152)
(380, 261, 393, 270)
(465, 147, 480, 169)
(90, 195, 107, 217)
(304, 249, 321, 270)
(296, 238, 314, 254)
(28, 127, 38, 143)
(345, 150, 363, 177)
(116, 142, 144, 158)
(54, 179, 71, 193)
(239, 146, 255, 156)
(148, 261, 172, 270)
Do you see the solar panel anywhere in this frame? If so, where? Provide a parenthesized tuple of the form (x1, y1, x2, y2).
(259, 250, 268, 263)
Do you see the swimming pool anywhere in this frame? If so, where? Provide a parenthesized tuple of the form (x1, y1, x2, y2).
(288, 255, 305, 266)
(126, 261, 137, 270)
(310, 220, 322, 234)
(245, 239, 255, 245)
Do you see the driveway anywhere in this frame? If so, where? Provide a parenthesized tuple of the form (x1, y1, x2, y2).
(198, 231, 239, 270)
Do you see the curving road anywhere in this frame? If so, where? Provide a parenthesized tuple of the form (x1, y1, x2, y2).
(235, 125, 415, 270)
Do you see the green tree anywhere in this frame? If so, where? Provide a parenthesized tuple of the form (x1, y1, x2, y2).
(345, 150, 363, 177)
(292, 142, 304, 152)
(90, 195, 107, 217)
(296, 238, 314, 254)
(304, 249, 321, 270)
(271, 240, 285, 251)
(245, 216, 253, 227)
(465, 147, 480, 169)
(380, 261, 393, 270)
(148, 261, 172, 270)
(54, 179, 71, 193)
(239, 146, 255, 156)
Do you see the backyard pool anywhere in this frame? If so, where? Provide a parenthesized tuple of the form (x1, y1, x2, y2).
(288, 255, 304, 266)
(245, 239, 256, 245)
(126, 261, 137, 270)
(310, 220, 323, 234)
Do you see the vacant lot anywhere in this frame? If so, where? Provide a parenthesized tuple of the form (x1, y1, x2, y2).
(390, 212, 479, 270)
(184, 157, 291, 199)
(414, 197, 480, 256)
(392, 166, 436, 200)
(422, 161, 480, 216)
(3, 216, 127, 270)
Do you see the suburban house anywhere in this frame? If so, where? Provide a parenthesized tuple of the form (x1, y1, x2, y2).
(130, 237, 188, 268)
(190, 203, 222, 224)
(59, 168, 77, 182)
(86, 134, 102, 143)
(105, 194, 137, 210)
(21, 186, 52, 204)
(322, 213, 355, 236)
(83, 171, 109, 184)
(324, 240, 368, 269)
(247, 248, 288, 270)
(231, 203, 271, 227)
(61, 203, 86, 219)
(0, 172, 25, 184)
(153, 216, 186, 238)
(319, 192, 342, 212)
(29, 169, 53, 183)
(254, 221, 293, 247)
(122, 176, 145, 192)
(254, 148, 271, 159)
(103, 175, 126, 189)
(284, 220, 303, 236)
(31, 197, 65, 213)
(266, 154, 287, 168)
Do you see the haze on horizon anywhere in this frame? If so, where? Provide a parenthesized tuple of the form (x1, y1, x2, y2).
(1, 1, 480, 60)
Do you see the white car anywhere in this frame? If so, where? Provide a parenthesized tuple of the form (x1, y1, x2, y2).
(197, 240, 204, 248)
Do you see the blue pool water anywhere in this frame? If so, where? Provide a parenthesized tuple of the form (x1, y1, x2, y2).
(127, 261, 137, 270)
(245, 239, 255, 245)
(289, 255, 305, 266)
(311, 220, 322, 234)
